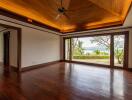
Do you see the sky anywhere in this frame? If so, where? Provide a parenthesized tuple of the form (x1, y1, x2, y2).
(75, 35, 124, 48)
(77, 37, 100, 48)
(78, 37, 96, 48)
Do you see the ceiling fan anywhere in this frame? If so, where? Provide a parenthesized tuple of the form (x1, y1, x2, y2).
(55, 0, 70, 20)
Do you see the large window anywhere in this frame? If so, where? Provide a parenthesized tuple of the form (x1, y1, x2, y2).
(64, 32, 128, 68)
(72, 36, 110, 65)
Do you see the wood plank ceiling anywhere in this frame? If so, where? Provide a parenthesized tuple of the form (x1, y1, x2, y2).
(0, 0, 131, 33)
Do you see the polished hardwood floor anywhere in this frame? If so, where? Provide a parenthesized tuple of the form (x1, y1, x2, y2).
(0, 62, 132, 100)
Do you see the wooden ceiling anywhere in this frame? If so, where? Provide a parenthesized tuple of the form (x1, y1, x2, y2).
(0, 0, 131, 33)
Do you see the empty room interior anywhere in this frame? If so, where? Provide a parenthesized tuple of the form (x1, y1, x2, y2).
(0, 0, 132, 100)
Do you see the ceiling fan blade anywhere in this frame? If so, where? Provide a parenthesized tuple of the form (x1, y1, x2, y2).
(55, 14, 61, 20)
(61, 0, 63, 7)
(63, 13, 70, 19)
(63, 13, 74, 24)
(63, 0, 71, 10)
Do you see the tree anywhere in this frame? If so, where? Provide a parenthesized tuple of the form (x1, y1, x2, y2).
(77, 41, 84, 55)
(72, 38, 85, 56)
(115, 48, 124, 64)
(94, 50, 101, 55)
(91, 36, 110, 49)
(90, 36, 124, 64)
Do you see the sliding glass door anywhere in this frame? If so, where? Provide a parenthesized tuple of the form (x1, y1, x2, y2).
(64, 32, 128, 68)
(114, 35, 125, 67)
(72, 36, 110, 65)
(65, 39, 70, 60)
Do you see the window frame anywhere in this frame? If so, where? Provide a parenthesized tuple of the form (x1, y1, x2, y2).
(63, 31, 129, 69)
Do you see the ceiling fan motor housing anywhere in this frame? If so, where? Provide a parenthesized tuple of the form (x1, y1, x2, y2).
(58, 7, 65, 13)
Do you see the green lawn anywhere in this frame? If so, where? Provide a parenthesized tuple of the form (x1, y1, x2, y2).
(72, 58, 123, 67)
(72, 58, 110, 65)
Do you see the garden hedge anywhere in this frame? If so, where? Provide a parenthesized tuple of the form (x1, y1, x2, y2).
(73, 55, 110, 59)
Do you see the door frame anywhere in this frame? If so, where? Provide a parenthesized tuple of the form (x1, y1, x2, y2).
(3, 31, 10, 67)
(0, 23, 22, 71)
(63, 31, 129, 69)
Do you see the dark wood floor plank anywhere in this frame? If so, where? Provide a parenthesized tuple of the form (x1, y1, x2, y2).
(0, 62, 132, 100)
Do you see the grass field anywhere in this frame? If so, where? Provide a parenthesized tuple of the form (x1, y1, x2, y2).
(72, 58, 123, 67)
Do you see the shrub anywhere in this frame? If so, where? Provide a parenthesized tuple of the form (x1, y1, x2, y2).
(73, 55, 110, 59)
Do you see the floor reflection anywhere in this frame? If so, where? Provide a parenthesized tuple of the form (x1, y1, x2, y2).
(61, 63, 127, 100)
(0, 62, 132, 100)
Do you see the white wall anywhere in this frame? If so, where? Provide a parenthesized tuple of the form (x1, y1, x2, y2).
(0, 15, 61, 68)
(22, 27, 60, 67)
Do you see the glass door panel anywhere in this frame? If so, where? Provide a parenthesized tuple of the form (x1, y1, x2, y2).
(65, 39, 70, 60)
(72, 36, 110, 65)
(114, 35, 125, 67)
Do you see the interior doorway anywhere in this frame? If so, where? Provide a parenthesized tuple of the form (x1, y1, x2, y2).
(3, 31, 10, 71)
(0, 24, 21, 72)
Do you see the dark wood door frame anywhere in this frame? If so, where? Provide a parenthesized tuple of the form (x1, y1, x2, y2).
(69, 38, 72, 61)
(124, 32, 129, 69)
(0, 23, 22, 72)
(110, 34, 114, 68)
(3, 31, 10, 67)
(63, 31, 129, 69)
